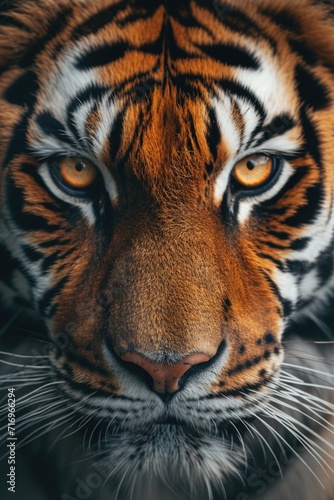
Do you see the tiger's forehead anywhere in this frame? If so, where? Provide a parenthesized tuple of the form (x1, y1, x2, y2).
(30, 0, 300, 189)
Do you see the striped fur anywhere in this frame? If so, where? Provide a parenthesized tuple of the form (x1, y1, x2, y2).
(0, 1, 334, 499)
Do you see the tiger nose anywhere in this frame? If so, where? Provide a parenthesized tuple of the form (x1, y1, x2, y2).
(121, 352, 211, 394)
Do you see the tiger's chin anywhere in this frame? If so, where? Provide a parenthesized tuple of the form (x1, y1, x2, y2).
(98, 424, 242, 498)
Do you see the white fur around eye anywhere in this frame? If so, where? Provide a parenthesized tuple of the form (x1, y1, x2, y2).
(214, 154, 294, 223)
(38, 163, 97, 225)
(236, 160, 294, 224)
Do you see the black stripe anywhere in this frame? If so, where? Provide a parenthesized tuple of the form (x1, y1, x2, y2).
(0, 238, 37, 290)
(295, 65, 330, 111)
(60, 376, 117, 398)
(165, 1, 212, 36)
(198, 380, 271, 399)
(41, 251, 61, 273)
(198, 43, 260, 70)
(65, 350, 110, 378)
(75, 42, 129, 70)
(1, 7, 68, 171)
(257, 166, 309, 212)
(245, 119, 264, 150)
(47, 303, 58, 317)
(0, 243, 16, 286)
(285, 260, 313, 276)
(222, 296, 232, 321)
(260, 270, 293, 317)
(39, 238, 71, 248)
(300, 108, 322, 166)
(288, 39, 319, 67)
(284, 183, 323, 227)
(66, 86, 110, 144)
(36, 112, 76, 146)
(206, 107, 221, 163)
(41, 247, 76, 273)
(67, 86, 110, 114)
(64, 206, 87, 228)
(109, 107, 128, 161)
(72, 1, 127, 41)
(167, 73, 266, 117)
(260, 8, 301, 35)
(257, 253, 282, 267)
(20, 163, 78, 210)
(38, 275, 69, 315)
(91, 194, 114, 241)
(112, 107, 146, 172)
(260, 206, 287, 216)
(61, 246, 77, 259)
(56, 261, 72, 274)
(41, 202, 64, 213)
(20, 8, 72, 68)
(0, 8, 28, 29)
(317, 240, 334, 288)
(221, 188, 234, 224)
(136, 38, 164, 58)
(168, 74, 204, 99)
(165, 18, 198, 61)
(3, 112, 29, 167)
(76, 37, 164, 72)
(116, 2, 161, 26)
(211, 2, 277, 52)
(269, 231, 290, 240)
(187, 112, 201, 152)
(257, 239, 287, 250)
(227, 350, 276, 376)
(220, 80, 265, 119)
(22, 244, 44, 262)
(290, 237, 310, 251)
(4, 70, 39, 107)
(253, 114, 295, 148)
(0, 63, 11, 74)
(132, 76, 162, 102)
(114, 61, 160, 99)
(6, 174, 61, 232)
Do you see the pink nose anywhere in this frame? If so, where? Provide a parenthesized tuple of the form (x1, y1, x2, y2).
(121, 352, 210, 394)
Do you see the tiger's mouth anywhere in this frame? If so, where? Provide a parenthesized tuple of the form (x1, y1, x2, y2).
(154, 416, 181, 425)
(80, 402, 256, 454)
(87, 419, 247, 488)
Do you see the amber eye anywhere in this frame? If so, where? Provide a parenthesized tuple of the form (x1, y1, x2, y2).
(58, 157, 97, 189)
(232, 154, 274, 189)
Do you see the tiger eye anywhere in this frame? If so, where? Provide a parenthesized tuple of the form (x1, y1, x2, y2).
(233, 154, 274, 188)
(58, 157, 97, 189)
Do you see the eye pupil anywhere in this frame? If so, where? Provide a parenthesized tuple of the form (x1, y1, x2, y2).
(246, 160, 255, 171)
(75, 161, 85, 172)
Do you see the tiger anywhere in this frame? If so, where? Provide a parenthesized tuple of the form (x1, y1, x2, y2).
(0, 0, 334, 499)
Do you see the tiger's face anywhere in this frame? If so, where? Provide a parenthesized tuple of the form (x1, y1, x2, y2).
(0, 0, 334, 493)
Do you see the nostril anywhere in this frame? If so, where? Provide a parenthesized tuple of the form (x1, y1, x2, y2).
(120, 351, 211, 395)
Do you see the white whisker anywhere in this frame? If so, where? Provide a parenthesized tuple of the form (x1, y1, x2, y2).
(0, 350, 49, 359)
(253, 411, 326, 488)
(282, 363, 334, 379)
(262, 404, 334, 475)
(0, 358, 50, 369)
(16, 381, 63, 403)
